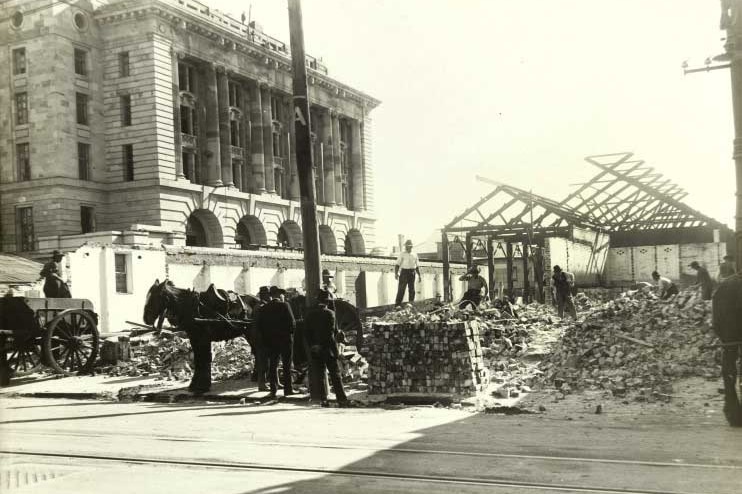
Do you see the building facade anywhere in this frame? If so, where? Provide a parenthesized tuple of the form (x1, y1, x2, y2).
(0, 0, 379, 256)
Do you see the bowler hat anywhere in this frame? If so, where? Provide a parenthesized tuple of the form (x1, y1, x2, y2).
(322, 268, 334, 278)
(689, 261, 700, 268)
(404, 239, 413, 246)
(52, 250, 63, 257)
(269, 285, 286, 297)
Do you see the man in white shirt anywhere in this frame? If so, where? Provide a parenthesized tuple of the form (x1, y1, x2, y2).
(651, 270, 678, 300)
(395, 239, 421, 306)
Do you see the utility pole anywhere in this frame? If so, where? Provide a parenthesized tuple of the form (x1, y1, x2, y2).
(288, 0, 322, 304)
(288, 0, 324, 400)
(722, 0, 742, 270)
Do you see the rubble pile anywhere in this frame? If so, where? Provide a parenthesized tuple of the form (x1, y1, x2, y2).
(103, 331, 254, 381)
(537, 289, 718, 398)
(365, 320, 489, 395)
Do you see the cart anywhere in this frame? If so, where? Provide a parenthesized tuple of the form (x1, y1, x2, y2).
(0, 297, 100, 385)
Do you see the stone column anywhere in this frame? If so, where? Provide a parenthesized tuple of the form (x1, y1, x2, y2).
(350, 118, 363, 210)
(332, 112, 343, 206)
(217, 67, 233, 186)
(172, 51, 185, 179)
(204, 63, 222, 186)
(240, 85, 250, 192)
(321, 110, 336, 205)
(261, 84, 275, 194)
(249, 81, 265, 192)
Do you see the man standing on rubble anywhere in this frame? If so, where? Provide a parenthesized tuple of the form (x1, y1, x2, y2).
(689, 261, 714, 300)
(395, 239, 421, 306)
(39, 250, 71, 298)
(256, 286, 296, 397)
(304, 289, 350, 407)
(651, 271, 678, 300)
(551, 265, 577, 320)
(458, 266, 488, 308)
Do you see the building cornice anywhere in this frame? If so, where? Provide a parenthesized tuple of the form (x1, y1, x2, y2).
(94, 0, 380, 110)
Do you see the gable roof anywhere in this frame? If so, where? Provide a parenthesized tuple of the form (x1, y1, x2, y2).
(0, 254, 43, 284)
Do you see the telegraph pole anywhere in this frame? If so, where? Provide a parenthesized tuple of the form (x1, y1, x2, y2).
(288, 0, 322, 303)
(722, 1, 742, 270)
(288, 0, 325, 400)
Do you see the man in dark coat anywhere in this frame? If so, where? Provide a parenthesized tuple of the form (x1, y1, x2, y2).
(256, 286, 296, 396)
(712, 274, 742, 427)
(39, 250, 71, 298)
(689, 261, 714, 300)
(304, 289, 349, 407)
(551, 265, 577, 320)
(252, 286, 271, 390)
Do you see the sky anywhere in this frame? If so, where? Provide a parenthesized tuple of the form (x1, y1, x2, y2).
(213, 0, 735, 251)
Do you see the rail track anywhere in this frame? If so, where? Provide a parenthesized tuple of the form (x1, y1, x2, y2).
(1, 448, 733, 494)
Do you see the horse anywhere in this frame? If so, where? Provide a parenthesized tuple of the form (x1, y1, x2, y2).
(143, 279, 258, 394)
(711, 273, 742, 427)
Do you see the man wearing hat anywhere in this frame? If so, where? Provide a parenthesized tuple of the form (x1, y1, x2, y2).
(394, 239, 421, 306)
(39, 250, 71, 298)
(689, 261, 713, 300)
(251, 286, 272, 389)
(458, 265, 488, 309)
(321, 269, 337, 296)
(304, 289, 350, 407)
(255, 286, 296, 396)
(551, 265, 577, 320)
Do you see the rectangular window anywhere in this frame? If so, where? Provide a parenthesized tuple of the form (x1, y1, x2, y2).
(78, 142, 90, 180)
(230, 120, 239, 146)
(76, 92, 88, 125)
(180, 106, 191, 134)
(81, 205, 95, 234)
(228, 81, 240, 107)
(123, 144, 134, 181)
(15, 92, 28, 125)
(270, 97, 280, 121)
(74, 48, 88, 76)
(16, 143, 30, 181)
(114, 253, 129, 293)
(119, 51, 130, 77)
(13, 48, 26, 75)
(178, 63, 196, 92)
(16, 206, 34, 252)
(120, 95, 132, 126)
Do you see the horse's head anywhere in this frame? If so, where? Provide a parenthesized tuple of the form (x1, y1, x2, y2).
(143, 279, 173, 326)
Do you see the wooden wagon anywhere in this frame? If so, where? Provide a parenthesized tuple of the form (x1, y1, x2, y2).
(0, 297, 100, 385)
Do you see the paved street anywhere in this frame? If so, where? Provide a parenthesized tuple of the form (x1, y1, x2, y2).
(1, 396, 740, 493)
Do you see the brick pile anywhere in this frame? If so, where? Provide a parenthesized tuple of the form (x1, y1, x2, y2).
(365, 320, 489, 396)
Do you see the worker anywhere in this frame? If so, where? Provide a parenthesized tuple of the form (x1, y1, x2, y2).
(394, 239, 421, 306)
(719, 255, 737, 282)
(304, 289, 350, 407)
(39, 250, 71, 298)
(711, 273, 742, 427)
(651, 271, 678, 300)
(458, 266, 488, 309)
(551, 265, 577, 320)
(689, 261, 714, 301)
(256, 286, 296, 397)
(251, 286, 271, 390)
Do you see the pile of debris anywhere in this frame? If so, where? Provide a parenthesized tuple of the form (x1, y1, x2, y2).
(537, 288, 718, 399)
(102, 330, 254, 381)
(364, 320, 489, 395)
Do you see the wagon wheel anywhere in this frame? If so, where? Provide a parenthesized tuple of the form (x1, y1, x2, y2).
(335, 299, 362, 348)
(5, 336, 44, 376)
(43, 309, 99, 375)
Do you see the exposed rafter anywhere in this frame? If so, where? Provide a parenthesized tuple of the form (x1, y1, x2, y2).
(562, 152, 726, 231)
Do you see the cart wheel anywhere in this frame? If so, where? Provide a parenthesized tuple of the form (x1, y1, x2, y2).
(6, 337, 43, 376)
(335, 299, 362, 348)
(43, 309, 99, 375)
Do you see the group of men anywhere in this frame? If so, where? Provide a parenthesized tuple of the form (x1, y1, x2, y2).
(650, 255, 736, 301)
(251, 273, 349, 407)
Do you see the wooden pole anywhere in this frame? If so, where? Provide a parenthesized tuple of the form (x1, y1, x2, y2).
(288, 0, 323, 400)
(522, 241, 530, 304)
(442, 231, 451, 302)
(486, 236, 495, 301)
(506, 242, 514, 302)
(465, 232, 473, 270)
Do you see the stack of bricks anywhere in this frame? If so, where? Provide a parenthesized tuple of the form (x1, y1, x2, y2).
(366, 321, 489, 396)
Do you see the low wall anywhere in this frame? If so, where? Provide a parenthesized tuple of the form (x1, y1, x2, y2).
(60, 243, 468, 333)
(366, 320, 489, 397)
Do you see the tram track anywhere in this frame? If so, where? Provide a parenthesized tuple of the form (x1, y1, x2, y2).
(0, 449, 713, 494)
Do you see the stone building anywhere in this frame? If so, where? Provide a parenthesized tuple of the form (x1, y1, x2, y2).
(0, 0, 379, 255)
